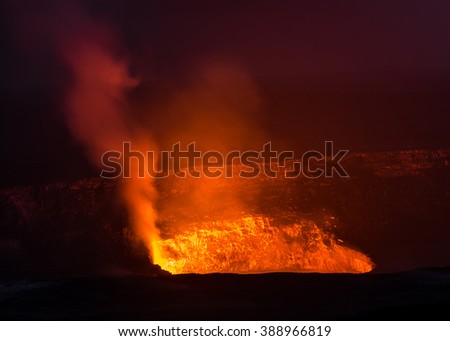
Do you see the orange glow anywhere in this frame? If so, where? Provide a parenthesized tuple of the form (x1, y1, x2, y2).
(62, 38, 373, 274)
(122, 176, 162, 264)
(156, 216, 374, 274)
(121, 138, 162, 264)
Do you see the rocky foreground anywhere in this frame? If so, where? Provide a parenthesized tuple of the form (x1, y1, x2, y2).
(1, 268, 450, 320)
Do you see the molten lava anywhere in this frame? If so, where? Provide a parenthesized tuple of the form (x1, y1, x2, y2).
(156, 216, 374, 274)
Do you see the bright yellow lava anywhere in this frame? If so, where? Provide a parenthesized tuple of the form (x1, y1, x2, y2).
(156, 216, 374, 274)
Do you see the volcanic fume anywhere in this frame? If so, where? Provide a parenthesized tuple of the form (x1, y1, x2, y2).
(59, 11, 162, 264)
(56, 8, 373, 275)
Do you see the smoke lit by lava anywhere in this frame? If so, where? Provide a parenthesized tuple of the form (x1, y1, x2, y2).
(41, 4, 374, 275)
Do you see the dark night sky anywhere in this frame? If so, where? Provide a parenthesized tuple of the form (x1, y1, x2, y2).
(1, 0, 450, 186)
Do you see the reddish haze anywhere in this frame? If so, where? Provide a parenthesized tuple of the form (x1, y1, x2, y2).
(53, 7, 162, 263)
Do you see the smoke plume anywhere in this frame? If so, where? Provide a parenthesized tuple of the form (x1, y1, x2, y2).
(42, 4, 162, 263)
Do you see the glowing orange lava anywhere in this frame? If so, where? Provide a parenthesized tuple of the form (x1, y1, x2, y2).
(156, 216, 374, 274)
